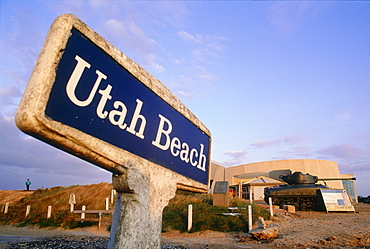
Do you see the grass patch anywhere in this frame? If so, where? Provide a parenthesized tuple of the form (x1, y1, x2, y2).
(1, 185, 270, 233)
(162, 191, 270, 233)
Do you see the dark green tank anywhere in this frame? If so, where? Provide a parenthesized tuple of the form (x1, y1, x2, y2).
(264, 172, 332, 211)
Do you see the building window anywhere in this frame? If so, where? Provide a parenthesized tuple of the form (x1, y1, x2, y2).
(342, 180, 355, 202)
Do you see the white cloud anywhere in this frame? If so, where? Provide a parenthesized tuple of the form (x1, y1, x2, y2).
(315, 143, 370, 196)
(283, 135, 306, 144)
(334, 111, 353, 121)
(267, 2, 325, 34)
(102, 18, 156, 53)
(223, 150, 248, 166)
(177, 30, 203, 44)
(250, 139, 282, 148)
(278, 146, 312, 158)
(142, 1, 190, 28)
(250, 134, 306, 149)
(316, 144, 363, 160)
(0, 84, 22, 107)
(177, 91, 194, 99)
(207, 40, 226, 52)
(172, 30, 226, 95)
(191, 65, 217, 81)
(144, 53, 165, 73)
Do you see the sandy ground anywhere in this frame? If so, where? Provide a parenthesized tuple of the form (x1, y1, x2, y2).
(1, 203, 369, 248)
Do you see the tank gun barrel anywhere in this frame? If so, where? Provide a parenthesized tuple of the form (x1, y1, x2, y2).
(318, 177, 356, 181)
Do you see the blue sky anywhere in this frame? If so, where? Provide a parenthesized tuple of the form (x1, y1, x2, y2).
(1, 1, 369, 196)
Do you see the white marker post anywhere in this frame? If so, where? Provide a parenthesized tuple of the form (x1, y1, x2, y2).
(47, 206, 52, 218)
(105, 197, 109, 210)
(25, 205, 31, 218)
(16, 14, 211, 249)
(111, 189, 115, 204)
(4, 203, 9, 214)
(248, 205, 253, 232)
(188, 204, 193, 231)
(81, 205, 86, 220)
(269, 197, 274, 217)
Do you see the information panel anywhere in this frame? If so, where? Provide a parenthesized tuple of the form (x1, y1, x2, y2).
(319, 189, 355, 212)
(213, 181, 229, 194)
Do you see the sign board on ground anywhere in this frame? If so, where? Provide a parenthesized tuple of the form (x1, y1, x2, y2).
(213, 181, 229, 194)
(213, 181, 229, 207)
(319, 189, 355, 212)
(16, 14, 210, 188)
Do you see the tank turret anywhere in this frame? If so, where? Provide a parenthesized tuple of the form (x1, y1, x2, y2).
(281, 171, 318, 185)
(264, 172, 355, 211)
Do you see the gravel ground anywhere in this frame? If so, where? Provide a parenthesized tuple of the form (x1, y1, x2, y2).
(1, 203, 369, 249)
(270, 203, 370, 249)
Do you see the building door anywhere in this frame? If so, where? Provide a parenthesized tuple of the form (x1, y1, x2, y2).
(254, 186, 265, 200)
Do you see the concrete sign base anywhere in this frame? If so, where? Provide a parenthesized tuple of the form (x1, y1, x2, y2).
(107, 161, 179, 248)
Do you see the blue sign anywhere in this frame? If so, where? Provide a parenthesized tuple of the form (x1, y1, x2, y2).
(45, 29, 210, 185)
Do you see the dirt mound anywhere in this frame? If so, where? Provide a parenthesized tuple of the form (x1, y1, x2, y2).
(0, 183, 113, 225)
(0, 191, 34, 205)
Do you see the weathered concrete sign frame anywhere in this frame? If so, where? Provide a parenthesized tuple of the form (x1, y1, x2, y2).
(16, 14, 211, 248)
(16, 14, 211, 188)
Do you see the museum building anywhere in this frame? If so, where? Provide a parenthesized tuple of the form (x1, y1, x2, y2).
(209, 159, 357, 202)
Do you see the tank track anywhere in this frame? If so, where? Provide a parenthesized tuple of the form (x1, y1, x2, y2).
(270, 195, 318, 211)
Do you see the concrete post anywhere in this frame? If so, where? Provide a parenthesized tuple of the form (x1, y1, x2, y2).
(248, 205, 252, 232)
(249, 186, 253, 204)
(106, 197, 110, 210)
(238, 182, 242, 199)
(47, 205, 52, 218)
(98, 211, 102, 228)
(69, 203, 74, 213)
(187, 204, 193, 231)
(269, 197, 274, 217)
(26, 205, 31, 218)
(108, 161, 178, 249)
(81, 205, 86, 219)
(111, 189, 115, 204)
(4, 203, 9, 214)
